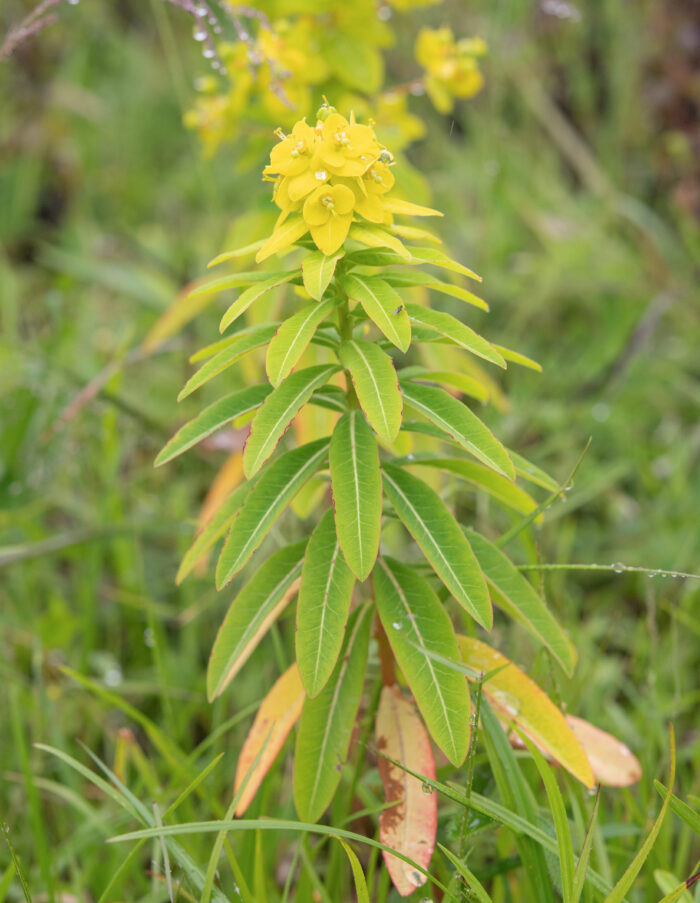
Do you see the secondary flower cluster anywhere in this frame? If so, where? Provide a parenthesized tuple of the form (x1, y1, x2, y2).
(261, 107, 396, 256)
(416, 27, 487, 113)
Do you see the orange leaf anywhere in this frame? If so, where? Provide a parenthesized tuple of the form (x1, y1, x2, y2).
(234, 663, 305, 816)
(565, 715, 642, 787)
(458, 636, 594, 789)
(376, 685, 437, 897)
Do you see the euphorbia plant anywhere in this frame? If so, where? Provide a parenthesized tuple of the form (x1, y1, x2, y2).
(156, 103, 639, 896)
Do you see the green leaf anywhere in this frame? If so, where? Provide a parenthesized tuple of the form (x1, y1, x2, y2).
(400, 381, 515, 479)
(296, 509, 356, 697)
(176, 482, 251, 584)
(179, 325, 278, 400)
(208, 240, 265, 267)
(345, 248, 407, 267)
(374, 558, 470, 765)
(382, 270, 489, 310)
(329, 411, 382, 581)
(243, 365, 338, 478)
(492, 344, 542, 372)
(294, 603, 372, 822)
(408, 246, 482, 282)
(508, 450, 559, 492)
(404, 304, 505, 368)
(381, 464, 492, 628)
(400, 367, 489, 402)
(337, 840, 370, 903)
(220, 273, 296, 333)
(155, 384, 270, 466)
(187, 270, 280, 301)
(438, 845, 493, 903)
(216, 439, 329, 588)
(654, 782, 700, 835)
(405, 456, 536, 514)
(302, 250, 344, 301)
(339, 340, 402, 443)
(207, 542, 306, 700)
(464, 529, 576, 675)
(339, 274, 411, 352)
(266, 298, 339, 387)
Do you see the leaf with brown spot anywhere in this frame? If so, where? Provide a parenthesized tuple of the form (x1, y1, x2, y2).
(234, 664, 305, 815)
(376, 685, 437, 897)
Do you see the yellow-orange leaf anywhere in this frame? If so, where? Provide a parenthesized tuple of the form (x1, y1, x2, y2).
(376, 685, 437, 897)
(458, 636, 594, 788)
(566, 715, 642, 787)
(234, 663, 305, 816)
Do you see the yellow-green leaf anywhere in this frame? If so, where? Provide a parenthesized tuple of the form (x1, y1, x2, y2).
(220, 273, 296, 333)
(301, 250, 344, 300)
(339, 274, 411, 352)
(458, 636, 594, 788)
(243, 365, 338, 478)
(266, 298, 339, 387)
(339, 340, 402, 443)
(255, 217, 309, 263)
(208, 542, 306, 700)
(375, 557, 470, 765)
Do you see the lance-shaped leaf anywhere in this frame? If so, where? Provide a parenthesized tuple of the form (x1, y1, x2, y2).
(234, 663, 306, 815)
(155, 384, 271, 467)
(400, 381, 515, 480)
(208, 239, 265, 267)
(216, 439, 329, 588)
(382, 270, 488, 311)
(296, 509, 356, 697)
(301, 250, 344, 301)
(339, 340, 402, 443)
(179, 325, 278, 400)
(374, 558, 470, 766)
(458, 635, 594, 788)
(464, 528, 576, 675)
(493, 344, 542, 372)
(408, 246, 482, 282)
(294, 603, 372, 823)
(329, 411, 382, 581)
(339, 274, 410, 352)
(208, 541, 306, 700)
(376, 685, 437, 898)
(405, 304, 505, 368)
(220, 272, 296, 333)
(382, 464, 491, 628)
(187, 270, 281, 301)
(348, 224, 411, 260)
(176, 482, 251, 585)
(266, 298, 339, 387)
(508, 450, 559, 492)
(243, 365, 338, 478)
(255, 216, 309, 263)
(406, 456, 536, 514)
(382, 198, 443, 218)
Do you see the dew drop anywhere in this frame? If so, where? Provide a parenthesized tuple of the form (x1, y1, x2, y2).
(193, 26, 207, 41)
(421, 781, 434, 794)
(315, 170, 327, 180)
(203, 47, 216, 58)
(392, 621, 402, 631)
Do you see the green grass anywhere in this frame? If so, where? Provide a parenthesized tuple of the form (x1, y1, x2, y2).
(1, 0, 699, 899)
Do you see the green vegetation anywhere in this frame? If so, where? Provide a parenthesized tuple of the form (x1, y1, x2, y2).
(1, 1, 698, 900)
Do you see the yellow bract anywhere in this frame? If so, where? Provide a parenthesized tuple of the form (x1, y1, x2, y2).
(258, 106, 423, 259)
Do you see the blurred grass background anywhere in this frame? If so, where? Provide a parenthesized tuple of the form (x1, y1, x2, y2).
(1, 0, 699, 899)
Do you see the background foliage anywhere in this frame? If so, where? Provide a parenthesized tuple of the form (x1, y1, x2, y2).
(1, 0, 698, 899)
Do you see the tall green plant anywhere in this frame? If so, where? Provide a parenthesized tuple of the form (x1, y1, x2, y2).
(156, 102, 637, 895)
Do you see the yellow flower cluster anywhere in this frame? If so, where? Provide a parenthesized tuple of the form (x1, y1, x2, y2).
(415, 27, 487, 113)
(262, 107, 396, 257)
